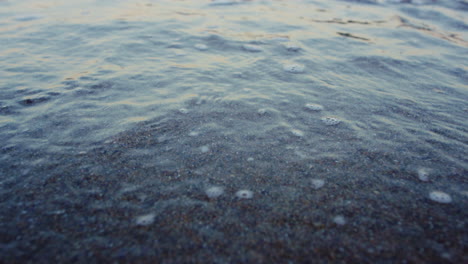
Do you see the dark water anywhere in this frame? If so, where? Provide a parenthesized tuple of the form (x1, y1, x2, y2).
(0, 0, 467, 262)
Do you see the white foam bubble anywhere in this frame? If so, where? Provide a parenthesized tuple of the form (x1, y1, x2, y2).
(291, 129, 304, 137)
(311, 179, 325, 190)
(205, 186, 224, 198)
(236, 190, 253, 199)
(305, 103, 324, 111)
(179, 108, 189, 114)
(257, 108, 267, 115)
(333, 215, 346, 225)
(247, 157, 254, 162)
(417, 168, 430, 182)
(189, 131, 199, 137)
(429, 191, 452, 204)
(200, 145, 210, 153)
(135, 213, 156, 226)
(242, 44, 262, 52)
(194, 44, 208, 50)
(283, 64, 305, 73)
(321, 116, 341, 126)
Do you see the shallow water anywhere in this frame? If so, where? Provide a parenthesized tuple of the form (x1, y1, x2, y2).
(0, 0, 467, 262)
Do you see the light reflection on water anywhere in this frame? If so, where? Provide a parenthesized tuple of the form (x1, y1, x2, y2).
(0, 0, 467, 262)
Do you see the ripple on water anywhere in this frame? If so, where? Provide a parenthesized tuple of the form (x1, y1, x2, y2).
(284, 42, 301, 51)
(242, 44, 262, 52)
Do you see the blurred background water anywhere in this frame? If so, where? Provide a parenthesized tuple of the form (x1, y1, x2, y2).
(0, 0, 467, 262)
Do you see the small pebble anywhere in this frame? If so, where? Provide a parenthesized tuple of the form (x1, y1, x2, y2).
(283, 64, 305, 73)
(429, 191, 452, 204)
(242, 44, 262, 52)
(305, 103, 324, 111)
(236, 190, 254, 199)
(205, 186, 224, 198)
(321, 116, 341, 126)
(135, 213, 156, 226)
(311, 179, 325, 190)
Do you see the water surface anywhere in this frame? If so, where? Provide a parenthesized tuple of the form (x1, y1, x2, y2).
(0, 0, 467, 262)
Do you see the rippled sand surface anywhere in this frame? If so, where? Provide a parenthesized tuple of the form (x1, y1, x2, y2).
(0, 0, 467, 262)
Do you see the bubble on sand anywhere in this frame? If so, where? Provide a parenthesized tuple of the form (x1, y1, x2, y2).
(283, 64, 305, 73)
(242, 44, 262, 52)
(305, 103, 324, 111)
(321, 116, 341, 126)
(135, 213, 156, 226)
(189, 131, 199, 137)
(200, 145, 210, 153)
(291, 129, 304, 137)
(205, 186, 224, 198)
(285, 42, 301, 51)
(429, 191, 452, 204)
(194, 44, 208, 50)
(311, 179, 325, 190)
(179, 108, 189, 114)
(333, 215, 346, 225)
(236, 190, 253, 199)
(417, 168, 430, 182)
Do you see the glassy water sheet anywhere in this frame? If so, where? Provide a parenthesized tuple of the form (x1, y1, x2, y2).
(0, 0, 467, 262)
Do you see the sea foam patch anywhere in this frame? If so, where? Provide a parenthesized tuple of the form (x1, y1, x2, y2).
(205, 186, 224, 198)
(283, 64, 305, 73)
(429, 191, 452, 204)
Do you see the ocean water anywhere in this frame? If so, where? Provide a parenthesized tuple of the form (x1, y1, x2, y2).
(0, 0, 467, 262)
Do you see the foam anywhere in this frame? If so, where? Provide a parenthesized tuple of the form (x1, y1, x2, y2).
(135, 213, 156, 226)
(205, 186, 224, 198)
(311, 179, 325, 190)
(283, 64, 305, 73)
(200, 146, 210, 153)
(305, 104, 324, 111)
(194, 44, 208, 50)
(417, 168, 430, 182)
(236, 190, 254, 199)
(321, 116, 341, 126)
(429, 191, 452, 203)
(333, 215, 346, 225)
(291, 129, 304, 137)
